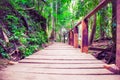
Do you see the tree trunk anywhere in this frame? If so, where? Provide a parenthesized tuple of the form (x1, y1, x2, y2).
(100, 10, 105, 40)
(51, 2, 55, 41)
(99, 0, 106, 40)
(0, 22, 9, 43)
(21, 16, 29, 31)
(111, 0, 116, 48)
(89, 14, 96, 45)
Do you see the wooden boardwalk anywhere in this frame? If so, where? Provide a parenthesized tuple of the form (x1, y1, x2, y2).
(0, 43, 120, 80)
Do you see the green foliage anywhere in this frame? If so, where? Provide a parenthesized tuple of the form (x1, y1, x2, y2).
(8, 25, 26, 44)
(0, 47, 4, 53)
(0, 0, 113, 59)
(0, 46, 10, 59)
(1, 52, 10, 59)
(0, 0, 48, 59)
(6, 14, 19, 22)
(19, 45, 39, 56)
(14, 0, 28, 4)
(28, 31, 47, 45)
(19, 37, 27, 45)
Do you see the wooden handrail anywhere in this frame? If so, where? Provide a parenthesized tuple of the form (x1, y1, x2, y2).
(67, 0, 112, 52)
(84, 0, 112, 19)
(67, 0, 111, 34)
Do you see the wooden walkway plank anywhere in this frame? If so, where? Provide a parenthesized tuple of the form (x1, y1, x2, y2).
(0, 43, 120, 80)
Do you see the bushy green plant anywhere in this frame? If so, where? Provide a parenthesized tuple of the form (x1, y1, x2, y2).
(6, 14, 19, 25)
(19, 45, 39, 57)
(1, 0, 48, 59)
(28, 31, 48, 46)
(0, 46, 4, 54)
(0, 46, 10, 59)
(1, 52, 10, 59)
(19, 37, 27, 45)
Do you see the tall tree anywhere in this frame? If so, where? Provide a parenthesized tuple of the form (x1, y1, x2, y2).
(89, 14, 96, 45)
(111, 0, 116, 53)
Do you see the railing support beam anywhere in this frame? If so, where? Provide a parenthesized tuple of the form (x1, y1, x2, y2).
(68, 30, 74, 46)
(81, 20, 88, 53)
(73, 27, 78, 48)
(116, 0, 120, 69)
(71, 30, 74, 46)
(68, 31, 71, 45)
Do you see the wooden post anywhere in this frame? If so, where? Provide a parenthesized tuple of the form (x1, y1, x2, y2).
(71, 30, 74, 46)
(81, 20, 88, 53)
(69, 30, 73, 45)
(116, 0, 120, 69)
(63, 34, 65, 43)
(73, 27, 78, 48)
(68, 32, 71, 45)
(69, 30, 74, 46)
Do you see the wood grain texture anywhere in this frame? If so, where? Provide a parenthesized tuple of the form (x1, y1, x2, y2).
(0, 43, 119, 80)
(81, 20, 88, 53)
(116, 0, 120, 69)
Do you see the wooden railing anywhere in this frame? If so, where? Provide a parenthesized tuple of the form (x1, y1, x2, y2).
(66, 0, 112, 53)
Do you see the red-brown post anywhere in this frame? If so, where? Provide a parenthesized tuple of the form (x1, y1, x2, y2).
(63, 34, 65, 43)
(69, 30, 73, 45)
(116, 0, 120, 69)
(72, 30, 74, 46)
(73, 27, 78, 48)
(81, 19, 88, 53)
(69, 31, 72, 45)
(69, 30, 74, 46)
(68, 31, 71, 45)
